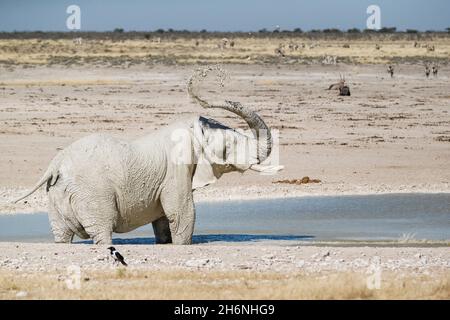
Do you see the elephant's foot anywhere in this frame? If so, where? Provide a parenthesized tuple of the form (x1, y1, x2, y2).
(152, 216, 173, 244)
(92, 231, 113, 245)
(159, 186, 196, 246)
(53, 229, 74, 244)
(172, 234, 193, 245)
(155, 233, 172, 244)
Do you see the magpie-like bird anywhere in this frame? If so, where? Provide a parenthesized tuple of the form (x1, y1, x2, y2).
(108, 247, 128, 266)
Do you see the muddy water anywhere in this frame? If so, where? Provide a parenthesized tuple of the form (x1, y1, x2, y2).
(0, 193, 449, 243)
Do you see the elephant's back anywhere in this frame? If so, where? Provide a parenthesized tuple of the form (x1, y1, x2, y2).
(58, 134, 133, 185)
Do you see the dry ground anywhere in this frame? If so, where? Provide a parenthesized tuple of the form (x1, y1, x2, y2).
(1, 269, 449, 300)
(0, 243, 448, 299)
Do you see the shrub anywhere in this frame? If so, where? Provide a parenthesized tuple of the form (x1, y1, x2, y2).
(347, 28, 361, 33)
(378, 27, 397, 33)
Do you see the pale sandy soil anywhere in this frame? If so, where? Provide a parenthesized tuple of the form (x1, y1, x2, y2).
(0, 243, 449, 299)
(0, 64, 449, 213)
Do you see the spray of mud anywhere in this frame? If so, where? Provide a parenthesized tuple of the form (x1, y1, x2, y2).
(187, 65, 230, 109)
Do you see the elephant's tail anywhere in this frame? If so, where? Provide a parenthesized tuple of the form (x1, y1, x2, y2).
(12, 167, 58, 204)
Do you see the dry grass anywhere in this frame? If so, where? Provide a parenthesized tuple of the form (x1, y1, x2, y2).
(1, 37, 449, 66)
(1, 269, 449, 300)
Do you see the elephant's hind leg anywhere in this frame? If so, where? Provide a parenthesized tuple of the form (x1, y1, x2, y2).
(152, 216, 173, 244)
(74, 195, 117, 245)
(51, 221, 75, 243)
(83, 216, 114, 245)
(48, 202, 74, 244)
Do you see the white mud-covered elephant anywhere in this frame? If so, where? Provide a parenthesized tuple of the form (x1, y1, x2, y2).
(13, 67, 282, 245)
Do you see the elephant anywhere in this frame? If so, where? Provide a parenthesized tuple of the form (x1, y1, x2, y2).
(13, 67, 282, 245)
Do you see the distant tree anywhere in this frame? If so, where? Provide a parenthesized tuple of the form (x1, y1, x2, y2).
(363, 29, 376, 33)
(323, 28, 341, 33)
(113, 28, 124, 33)
(406, 29, 418, 33)
(293, 28, 303, 33)
(272, 29, 280, 33)
(155, 28, 165, 33)
(309, 29, 322, 33)
(144, 33, 151, 40)
(347, 28, 360, 33)
(446, 27, 450, 33)
(258, 28, 268, 33)
(200, 29, 207, 33)
(425, 30, 435, 33)
(378, 27, 397, 33)
(167, 28, 174, 33)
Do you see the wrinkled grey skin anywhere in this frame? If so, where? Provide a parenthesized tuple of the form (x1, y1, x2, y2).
(13, 76, 275, 245)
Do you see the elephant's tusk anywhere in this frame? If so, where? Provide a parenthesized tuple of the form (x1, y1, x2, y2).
(250, 164, 284, 173)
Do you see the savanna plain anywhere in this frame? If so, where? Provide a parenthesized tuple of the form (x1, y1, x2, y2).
(0, 33, 449, 299)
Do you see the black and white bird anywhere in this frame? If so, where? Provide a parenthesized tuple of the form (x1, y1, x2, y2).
(108, 247, 128, 266)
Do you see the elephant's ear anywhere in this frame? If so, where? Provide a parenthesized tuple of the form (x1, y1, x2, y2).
(191, 116, 224, 190)
(192, 154, 220, 190)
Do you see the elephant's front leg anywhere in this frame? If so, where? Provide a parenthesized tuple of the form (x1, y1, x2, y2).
(152, 216, 173, 244)
(160, 189, 195, 245)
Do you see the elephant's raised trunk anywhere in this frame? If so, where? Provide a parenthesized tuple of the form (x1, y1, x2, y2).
(188, 66, 272, 163)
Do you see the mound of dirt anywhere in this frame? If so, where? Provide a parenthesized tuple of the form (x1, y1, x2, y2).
(273, 176, 322, 185)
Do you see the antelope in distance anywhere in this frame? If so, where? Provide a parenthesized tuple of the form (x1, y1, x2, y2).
(432, 64, 438, 77)
(387, 65, 394, 78)
(327, 74, 350, 96)
(274, 47, 286, 57)
(425, 64, 431, 78)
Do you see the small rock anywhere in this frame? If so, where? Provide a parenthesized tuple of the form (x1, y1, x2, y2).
(185, 258, 209, 267)
(296, 260, 305, 268)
